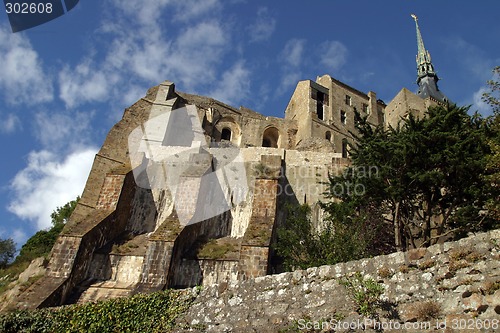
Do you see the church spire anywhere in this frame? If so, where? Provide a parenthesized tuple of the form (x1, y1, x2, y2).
(411, 14, 436, 83)
(410, 14, 448, 103)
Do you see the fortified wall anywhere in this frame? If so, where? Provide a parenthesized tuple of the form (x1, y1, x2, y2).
(174, 229, 500, 332)
(11, 66, 446, 310)
(12, 77, 349, 309)
(6, 14, 461, 312)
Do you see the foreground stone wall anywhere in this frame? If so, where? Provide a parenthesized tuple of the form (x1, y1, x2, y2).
(175, 229, 500, 332)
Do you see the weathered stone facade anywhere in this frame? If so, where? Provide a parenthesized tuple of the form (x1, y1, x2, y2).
(11, 72, 441, 310)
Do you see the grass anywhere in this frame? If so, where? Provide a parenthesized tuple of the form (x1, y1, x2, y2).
(448, 259, 470, 272)
(377, 266, 393, 278)
(418, 259, 435, 270)
(398, 265, 409, 273)
(411, 301, 441, 321)
(197, 239, 237, 259)
(18, 274, 44, 293)
(478, 280, 500, 295)
(0, 261, 31, 295)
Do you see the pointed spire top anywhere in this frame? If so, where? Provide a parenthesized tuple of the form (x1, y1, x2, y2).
(410, 14, 448, 104)
(411, 14, 426, 62)
(411, 14, 436, 82)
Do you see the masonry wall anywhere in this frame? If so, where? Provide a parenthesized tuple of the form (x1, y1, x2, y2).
(285, 80, 314, 145)
(10, 74, 438, 310)
(286, 75, 387, 154)
(284, 150, 346, 206)
(316, 75, 384, 149)
(175, 229, 500, 333)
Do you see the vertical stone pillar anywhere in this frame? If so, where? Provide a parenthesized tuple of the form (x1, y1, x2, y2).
(239, 155, 282, 279)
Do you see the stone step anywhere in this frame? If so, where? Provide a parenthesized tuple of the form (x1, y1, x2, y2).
(76, 283, 133, 304)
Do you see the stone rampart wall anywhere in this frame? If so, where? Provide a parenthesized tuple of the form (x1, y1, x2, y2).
(176, 229, 500, 332)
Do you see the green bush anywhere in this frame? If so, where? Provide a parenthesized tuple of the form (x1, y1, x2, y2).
(0, 289, 196, 333)
(273, 203, 378, 271)
(339, 272, 384, 317)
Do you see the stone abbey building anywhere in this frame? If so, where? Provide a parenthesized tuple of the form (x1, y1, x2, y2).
(15, 16, 449, 308)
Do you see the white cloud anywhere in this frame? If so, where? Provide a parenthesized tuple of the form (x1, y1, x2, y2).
(106, 18, 227, 91)
(282, 39, 306, 67)
(122, 84, 148, 107)
(0, 228, 27, 250)
(11, 229, 27, 248)
(34, 110, 94, 150)
(248, 7, 276, 43)
(319, 40, 348, 72)
(278, 71, 303, 96)
(172, 0, 222, 22)
(171, 21, 227, 88)
(110, 0, 172, 27)
(210, 61, 251, 106)
(445, 37, 499, 115)
(446, 36, 493, 80)
(278, 39, 306, 95)
(59, 60, 114, 108)
(62, 1, 232, 107)
(8, 148, 97, 230)
(472, 86, 490, 115)
(0, 113, 21, 134)
(0, 26, 53, 105)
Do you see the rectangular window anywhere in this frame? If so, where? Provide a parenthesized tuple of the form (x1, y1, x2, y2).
(345, 95, 351, 106)
(312, 89, 328, 121)
(340, 110, 347, 125)
(316, 91, 325, 120)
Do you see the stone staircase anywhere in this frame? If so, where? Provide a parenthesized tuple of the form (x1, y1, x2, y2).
(72, 251, 146, 304)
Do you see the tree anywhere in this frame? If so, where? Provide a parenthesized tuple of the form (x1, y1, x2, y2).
(0, 238, 16, 269)
(483, 66, 500, 219)
(50, 197, 79, 228)
(15, 197, 79, 263)
(482, 66, 500, 115)
(273, 202, 382, 271)
(326, 105, 497, 251)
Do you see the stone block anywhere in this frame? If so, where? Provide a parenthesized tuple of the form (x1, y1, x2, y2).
(407, 248, 427, 261)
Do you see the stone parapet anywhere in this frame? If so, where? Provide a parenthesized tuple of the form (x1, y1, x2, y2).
(176, 229, 500, 332)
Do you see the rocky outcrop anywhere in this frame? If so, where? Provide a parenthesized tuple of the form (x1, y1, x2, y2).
(175, 229, 500, 332)
(0, 258, 47, 312)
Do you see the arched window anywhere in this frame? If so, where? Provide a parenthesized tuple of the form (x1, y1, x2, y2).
(221, 127, 232, 141)
(262, 127, 280, 148)
(325, 131, 331, 142)
(216, 117, 241, 145)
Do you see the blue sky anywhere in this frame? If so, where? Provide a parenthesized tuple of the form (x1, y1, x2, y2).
(0, 0, 499, 249)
